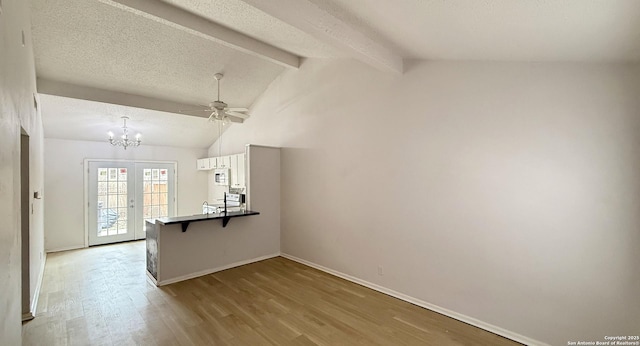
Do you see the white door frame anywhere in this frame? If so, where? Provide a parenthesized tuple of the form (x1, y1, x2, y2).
(84, 159, 178, 247)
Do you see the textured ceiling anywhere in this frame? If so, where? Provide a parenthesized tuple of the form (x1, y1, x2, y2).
(31, 0, 286, 107)
(39, 94, 224, 148)
(309, 0, 640, 62)
(30, 0, 640, 147)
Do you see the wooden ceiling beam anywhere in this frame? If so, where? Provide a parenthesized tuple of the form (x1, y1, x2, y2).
(239, 0, 403, 74)
(37, 78, 209, 118)
(99, 0, 300, 69)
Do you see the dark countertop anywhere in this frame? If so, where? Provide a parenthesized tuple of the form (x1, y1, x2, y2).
(154, 210, 260, 231)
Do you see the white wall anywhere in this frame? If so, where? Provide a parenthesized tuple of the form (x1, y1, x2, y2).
(0, 0, 46, 343)
(44, 138, 208, 252)
(210, 59, 640, 345)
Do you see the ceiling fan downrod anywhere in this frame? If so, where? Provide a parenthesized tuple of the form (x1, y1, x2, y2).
(214, 73, 223, 102)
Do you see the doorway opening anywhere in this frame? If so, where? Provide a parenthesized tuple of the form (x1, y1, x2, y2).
(20, 129, 33, 321)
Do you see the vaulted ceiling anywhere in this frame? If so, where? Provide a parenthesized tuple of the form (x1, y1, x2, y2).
(30, 0, 640, 148)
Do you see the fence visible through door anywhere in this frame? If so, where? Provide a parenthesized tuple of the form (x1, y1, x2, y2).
(87, 161, 176, 246)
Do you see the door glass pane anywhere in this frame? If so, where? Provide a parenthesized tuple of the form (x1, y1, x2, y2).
(117, 208, 127, 234)
(108, 195, 117, 208)
(117, 195, 127, 208)
(143, 204, 151, 219)
(98, 182, 107, 195)
(98, 168, 107, 181)
(97, 167, 130, 238)
(118, 182, 127, 194)
(108, 168, 117, 180)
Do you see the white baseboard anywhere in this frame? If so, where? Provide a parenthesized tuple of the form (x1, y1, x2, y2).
(157, 253, 281, 286)
(22, 312, 34, 322)
(29, 252, 46, 317)
(46, 245, 85, 253)
(146, 270, 158, 286)
(281, 253, 548, 346)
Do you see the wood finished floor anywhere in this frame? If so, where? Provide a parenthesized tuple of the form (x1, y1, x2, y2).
(22, 241, 520, 345)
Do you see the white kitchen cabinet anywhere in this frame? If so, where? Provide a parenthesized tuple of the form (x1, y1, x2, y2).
(208, 157, 217, 169)
(229, 154, 238, 185)
(218, 155, 231, 168)
(229, 153, 246, 188)
(236, 153, 246, 188)
(196, 158, 210, 170)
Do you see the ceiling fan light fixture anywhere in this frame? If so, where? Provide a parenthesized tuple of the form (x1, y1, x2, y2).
(178, 72, 251, 123)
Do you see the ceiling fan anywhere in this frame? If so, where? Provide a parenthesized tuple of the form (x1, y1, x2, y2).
(181, 73, 251, 123)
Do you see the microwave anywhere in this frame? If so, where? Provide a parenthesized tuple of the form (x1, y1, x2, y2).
(214, 168, 229, 186)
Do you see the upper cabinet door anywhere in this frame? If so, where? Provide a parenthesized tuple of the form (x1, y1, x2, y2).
(208, 157, 217, 169)
(197, 158, 210, 170)
(218, 155, 231, 169)
(229, 154, 238, 186)
(237, 153, 246, 188)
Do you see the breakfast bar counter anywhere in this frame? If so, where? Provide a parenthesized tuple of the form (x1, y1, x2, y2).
(146, 145, 281, 287)
(145, 210, 266, 286)
(156, 210, 260, 232)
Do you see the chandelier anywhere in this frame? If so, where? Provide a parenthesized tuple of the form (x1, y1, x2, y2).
(108, 116, 141, 150)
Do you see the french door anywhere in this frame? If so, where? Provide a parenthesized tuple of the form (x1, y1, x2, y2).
(135, 163, 175, 238)
(87, 161, 175, 246)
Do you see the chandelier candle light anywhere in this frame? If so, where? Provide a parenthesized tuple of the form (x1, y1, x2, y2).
(108, 116, 141, 150)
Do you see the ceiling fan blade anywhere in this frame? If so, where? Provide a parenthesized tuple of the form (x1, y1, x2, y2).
(227, 116, 244, 123)
(178, 109, 211, 114)
(226, 111, 250, 119)
(227, 107, 248, 112)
